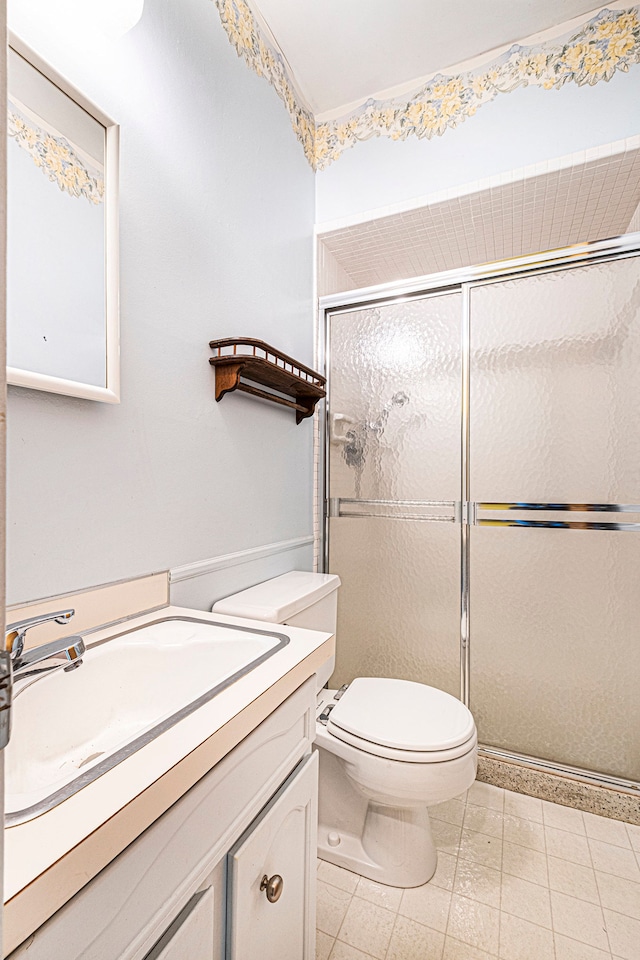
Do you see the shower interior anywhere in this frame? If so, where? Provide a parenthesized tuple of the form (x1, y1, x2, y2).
(320, 238, 640, 794)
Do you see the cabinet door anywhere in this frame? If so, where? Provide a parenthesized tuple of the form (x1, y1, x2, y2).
(227, 753, 318, 960)
(144, 887, 214, 960)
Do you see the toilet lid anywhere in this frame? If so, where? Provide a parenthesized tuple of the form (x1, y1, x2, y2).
(327, 677, 475, 753)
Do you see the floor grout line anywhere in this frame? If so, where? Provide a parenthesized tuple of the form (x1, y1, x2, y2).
(381, 908, 400, 960)
(540, 802, 557, 960)
(583, 811, 614, 958)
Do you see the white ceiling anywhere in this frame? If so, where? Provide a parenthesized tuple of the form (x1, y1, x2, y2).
(254, 0, 605, 116)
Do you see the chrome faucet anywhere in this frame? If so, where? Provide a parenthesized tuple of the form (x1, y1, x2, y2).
(5, 609, 85, 682)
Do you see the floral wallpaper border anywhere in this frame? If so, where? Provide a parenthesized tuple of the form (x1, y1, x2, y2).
(8, 102, 105, 205)
(214, 0, 316, 165)
(214, 2, 640, 170)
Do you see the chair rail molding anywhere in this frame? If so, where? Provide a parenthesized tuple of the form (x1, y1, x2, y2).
(169, 536, 315, 583)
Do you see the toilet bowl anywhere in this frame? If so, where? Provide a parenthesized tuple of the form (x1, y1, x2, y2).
(212, 572, 478, 887)
(315, 678, 476, 886)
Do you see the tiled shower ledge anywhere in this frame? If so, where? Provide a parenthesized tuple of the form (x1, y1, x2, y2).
(316, 780, 640, 960)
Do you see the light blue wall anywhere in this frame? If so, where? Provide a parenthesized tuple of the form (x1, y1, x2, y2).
(316, 66, 640, 224)
(6, 0, 316, 605)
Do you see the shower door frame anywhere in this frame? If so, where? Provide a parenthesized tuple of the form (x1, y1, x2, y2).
(318, 230, 640, 797)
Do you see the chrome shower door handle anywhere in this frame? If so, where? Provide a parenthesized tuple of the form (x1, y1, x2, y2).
(329, 413, 355, 444)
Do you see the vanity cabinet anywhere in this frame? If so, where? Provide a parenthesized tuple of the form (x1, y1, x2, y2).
(227, 753, 317, 959)
(143, 888, 215, 960)
(8, 677, 317, 960)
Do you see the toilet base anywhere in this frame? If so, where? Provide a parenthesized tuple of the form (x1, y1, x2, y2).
(318, 802, 437, 888)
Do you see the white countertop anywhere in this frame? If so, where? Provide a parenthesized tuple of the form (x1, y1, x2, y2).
(4, 604, 332, 904)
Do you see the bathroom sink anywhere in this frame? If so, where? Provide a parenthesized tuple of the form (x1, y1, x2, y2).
(5, 616, 288, 825)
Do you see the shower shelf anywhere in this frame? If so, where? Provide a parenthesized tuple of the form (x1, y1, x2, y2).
(209, 338, 326, 424)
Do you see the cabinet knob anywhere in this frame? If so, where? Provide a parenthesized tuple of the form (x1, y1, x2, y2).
(260, 873, 284, 903)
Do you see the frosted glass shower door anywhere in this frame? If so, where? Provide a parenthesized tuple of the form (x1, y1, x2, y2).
(469, 255, 640, 781)
(327, 293, 462, 696)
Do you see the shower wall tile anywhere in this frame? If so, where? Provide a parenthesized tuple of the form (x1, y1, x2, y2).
(319, 137, 640, 290)
(317, 242, 356, 297)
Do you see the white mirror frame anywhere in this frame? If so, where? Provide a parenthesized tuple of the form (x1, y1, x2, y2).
(7, 32, 120, 403)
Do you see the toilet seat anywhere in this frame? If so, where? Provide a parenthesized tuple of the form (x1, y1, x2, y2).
(325, 677, 476, 763)
(323, 722, 477, 763)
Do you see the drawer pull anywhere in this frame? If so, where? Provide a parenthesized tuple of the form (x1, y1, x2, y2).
(260, 873, 283, 903)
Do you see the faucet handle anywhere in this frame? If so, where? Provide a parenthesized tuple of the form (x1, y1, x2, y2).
(5, 608, 75, 659)
(0, 650, 12, 749)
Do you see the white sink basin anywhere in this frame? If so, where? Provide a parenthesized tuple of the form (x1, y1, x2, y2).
(5, 616, 288, 824)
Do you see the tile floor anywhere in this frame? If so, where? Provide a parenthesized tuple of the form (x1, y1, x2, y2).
(315, 781, 640, 960)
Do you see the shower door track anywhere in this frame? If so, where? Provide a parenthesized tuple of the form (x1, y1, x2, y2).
(318, 231, 640, 796)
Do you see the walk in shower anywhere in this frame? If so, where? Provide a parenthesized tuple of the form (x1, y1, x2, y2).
(320, 236, 640, 793)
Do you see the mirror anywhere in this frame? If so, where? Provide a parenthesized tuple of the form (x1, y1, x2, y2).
(7, 33, 120, 402)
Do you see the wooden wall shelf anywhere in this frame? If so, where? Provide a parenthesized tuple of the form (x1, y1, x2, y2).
(209, 338, 326, 424)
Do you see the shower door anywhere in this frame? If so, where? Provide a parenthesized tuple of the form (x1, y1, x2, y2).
(324, 242, 640, 788)
(327, 293, 462, 697)
(469, 254, 640, 782)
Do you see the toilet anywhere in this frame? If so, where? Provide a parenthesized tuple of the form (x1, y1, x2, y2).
(212, 571, 477, 887)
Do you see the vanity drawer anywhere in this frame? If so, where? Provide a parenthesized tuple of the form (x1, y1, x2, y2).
(8, 676, 316, 960)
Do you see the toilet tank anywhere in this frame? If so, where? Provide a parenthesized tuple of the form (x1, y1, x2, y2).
(212, 571, 340, 689)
